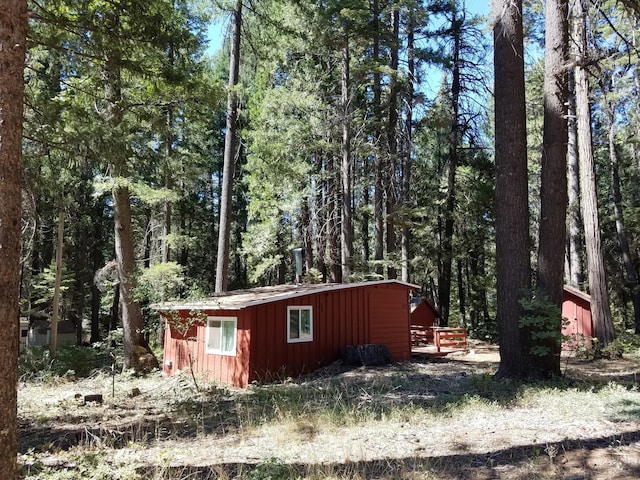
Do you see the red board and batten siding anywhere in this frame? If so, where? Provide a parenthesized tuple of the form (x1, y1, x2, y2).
(160, 280, 416, 387)
(250, 287, 371, 383)
(368, 285, 412, 361)
(561, 285, 593, 349)
(163, 308, 252, 387)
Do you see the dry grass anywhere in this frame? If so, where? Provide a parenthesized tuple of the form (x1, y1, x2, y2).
(18, 343, 640, 479)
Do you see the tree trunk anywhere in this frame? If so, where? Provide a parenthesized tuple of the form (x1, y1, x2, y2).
(215, 0, 242, 293)
(634, 23, 640, 186)
(439, 6, 462, 327)
(162, 108, 174, 264)
(90, 281, 101, 344)
(301, 197, 313, 273)
(103, 22, 157, 369)
(0, 2, 26, 476)
(341, 41, 353, 281)
(361, 156, 371, 263)
(328, 155, 342, 283)
(566, 72, 583, 287)
(114, 186, 156, 369)
(50, 212, 65, 357)
(457, 260, 466, 327)
(574, 0, 615, 347)
(493, 0, 532, 379)
(605, 97, 640, 334)
(385, 5, 400, 280)
(372, 0, 384, 277)
(535, 0, 569, 377)
(401, 8, 415, 283)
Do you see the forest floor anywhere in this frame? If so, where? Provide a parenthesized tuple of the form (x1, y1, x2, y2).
(17, 341, 640, 480)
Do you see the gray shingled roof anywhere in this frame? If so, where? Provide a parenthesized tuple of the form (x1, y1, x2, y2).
(153, 279, 417, 311)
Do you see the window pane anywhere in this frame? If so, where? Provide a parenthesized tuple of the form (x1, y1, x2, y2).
(221, 320, 236, 353)
(300, 309, 311, 338)
(289, 310, 299, 339)
(208, 320, 221, 350)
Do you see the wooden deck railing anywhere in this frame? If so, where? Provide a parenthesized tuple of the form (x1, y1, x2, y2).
(411, 326, 467, 352)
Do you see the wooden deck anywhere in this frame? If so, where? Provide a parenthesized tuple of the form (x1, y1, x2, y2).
(411, 326, 468, 355)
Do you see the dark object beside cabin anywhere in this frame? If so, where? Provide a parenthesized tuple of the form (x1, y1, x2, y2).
(343, 344, 393, 366)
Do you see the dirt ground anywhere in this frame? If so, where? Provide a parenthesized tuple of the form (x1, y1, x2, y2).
(18, 341, 640, 479)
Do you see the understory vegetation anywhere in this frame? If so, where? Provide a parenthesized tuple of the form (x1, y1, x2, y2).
(17, 342, 640, 480)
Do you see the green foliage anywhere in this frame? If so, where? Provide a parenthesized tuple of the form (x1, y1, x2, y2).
(30, 260, 76, 316)
(518, 290, 565, 357)
(600, 331, 640, 359)
(19, 345, 111, 380)
(135, 262, 186, 303)
(163, 309, 207, 339)
(248, 458, 290, 480)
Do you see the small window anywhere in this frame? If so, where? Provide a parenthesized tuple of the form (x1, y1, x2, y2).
(206, 316, 237, 356)
(287, 306, 313, 343)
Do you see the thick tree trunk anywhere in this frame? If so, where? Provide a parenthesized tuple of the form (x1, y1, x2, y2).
(493, 0, 532, 379)
(113, 186, 156, 369)
(103, 21, 157, 369)
(574, 0, 615, 347)
(341, 41, 353, 281)
(439, 7, 462, 328)
(535, 0, 568, 377)
(0, 2, 26, 476)
(215, 0, 242, 292)
(566, 73, 583, 287)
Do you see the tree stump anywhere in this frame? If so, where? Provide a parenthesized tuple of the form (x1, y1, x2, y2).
(343, 344, 393, 366)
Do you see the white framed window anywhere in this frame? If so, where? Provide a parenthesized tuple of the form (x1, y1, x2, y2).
(206, 316, 237, 356)
(287, 306, 313, 343)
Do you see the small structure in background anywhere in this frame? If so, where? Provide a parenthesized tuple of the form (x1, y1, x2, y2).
(410, 298, 469, 354)
(25, 319, 77, 349)
(410, 297, 439, 331)
(562, 285, 593, 349)
(19, 317, 29, 352)
(156, 280, 417, 387)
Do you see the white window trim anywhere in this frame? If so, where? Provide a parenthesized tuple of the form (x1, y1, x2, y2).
(287, 305, 313, 343)
(205, 316, 237, 356)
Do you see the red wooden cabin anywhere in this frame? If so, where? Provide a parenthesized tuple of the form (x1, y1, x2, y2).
(156, 280, 417, 387)
(562, 285, 593, 349)
(410, 297, 440, 330)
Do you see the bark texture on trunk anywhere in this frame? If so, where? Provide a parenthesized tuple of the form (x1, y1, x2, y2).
(372, 0, 384, 276)
(401, 8, 415, 283)
(566, 73, 583, 288)
(103, 15, 157, 370)
(439, 7, 462, 328)
(114, 186, 156, 369)
(574, 0, 615, 346)
(341, 41, 353, 281)
(0, 1, 26, 476)
(215, 0, 242, 293)
(606, 101, 640, 333)
(50, 213, 65, 357)
(385, 6, 400, 280)
(493, 0, 532, 379)
(535, 0, 569, 377)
